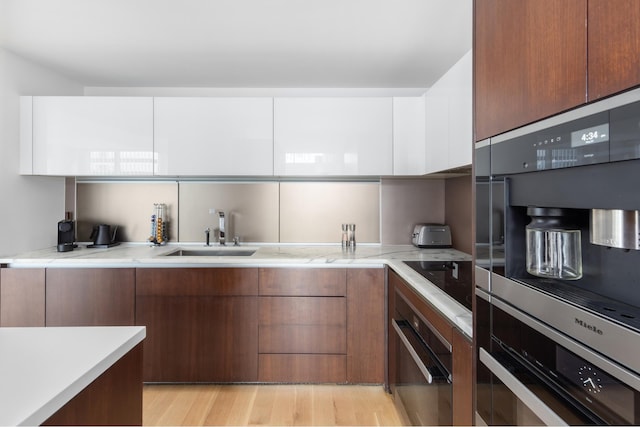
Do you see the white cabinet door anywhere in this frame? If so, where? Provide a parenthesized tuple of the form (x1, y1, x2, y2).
(154, 97, 273, 176)
(447, 50, 473, 170)
(424, 50, 472, 174)
(30, 97, 154, 176)
(274, 97, 393, 176)
(425, 86, 449, 174)
(393, 96, 426, 176)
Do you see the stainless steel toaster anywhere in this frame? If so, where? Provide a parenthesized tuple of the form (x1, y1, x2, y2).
(412, 224, 452, 248)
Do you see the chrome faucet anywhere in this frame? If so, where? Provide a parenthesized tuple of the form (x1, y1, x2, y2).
(218, 211, 226, 245)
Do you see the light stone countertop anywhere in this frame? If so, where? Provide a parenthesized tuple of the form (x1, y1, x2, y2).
(0, 243, 473, 338)
(0, 326, 145, 426)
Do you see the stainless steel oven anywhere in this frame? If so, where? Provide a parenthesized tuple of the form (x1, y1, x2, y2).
(476, 284, 640, 425)
(391, 289, 452, 425)
(474, 88, 640, 425)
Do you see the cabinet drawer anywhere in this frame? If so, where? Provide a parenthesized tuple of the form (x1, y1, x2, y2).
(46, 268, 135, 327)
(136, 268, 258, 296)
(259, 297, 346, 354)
(259, 268, 346, 296)
(258, 354, 346, 383)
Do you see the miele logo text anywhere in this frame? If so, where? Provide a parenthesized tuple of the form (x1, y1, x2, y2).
(575, 318, 604, 335)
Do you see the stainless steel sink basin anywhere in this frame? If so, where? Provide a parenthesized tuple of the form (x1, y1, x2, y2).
(164, 248, 256, 257)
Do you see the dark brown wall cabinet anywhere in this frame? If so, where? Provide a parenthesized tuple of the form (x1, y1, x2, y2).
(588, 0, 640, 101)
(388, 269, 473, 426)
(135, 268, 259, 383)
(475, 0, 640, 141)
(46, 268, 135, 326)
(474, 0, 587, 141)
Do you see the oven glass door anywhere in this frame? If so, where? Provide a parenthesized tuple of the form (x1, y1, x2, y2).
(393, 319, 452, 426)
(479, 347, 595, 426)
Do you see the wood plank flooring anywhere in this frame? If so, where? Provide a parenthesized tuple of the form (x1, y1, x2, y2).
(143, 384, 403, 426)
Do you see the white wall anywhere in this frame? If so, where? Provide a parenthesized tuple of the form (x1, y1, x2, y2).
(0, 49, 83, 256)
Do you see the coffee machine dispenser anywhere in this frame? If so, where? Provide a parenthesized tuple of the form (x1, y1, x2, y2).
(484, 89, 640, 322)
(57, 219, 76, 252)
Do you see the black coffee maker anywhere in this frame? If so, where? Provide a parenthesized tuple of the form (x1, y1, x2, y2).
(57, 220, 77, 252)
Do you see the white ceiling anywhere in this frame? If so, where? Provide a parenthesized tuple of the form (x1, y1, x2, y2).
(0, 0, 472, 88)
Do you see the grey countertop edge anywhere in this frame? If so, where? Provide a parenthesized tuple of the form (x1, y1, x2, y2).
(0, 243, 473, 339)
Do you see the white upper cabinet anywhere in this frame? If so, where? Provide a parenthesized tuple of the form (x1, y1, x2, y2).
(393, 96, 426, 175)
(274, 97, 393, 176)
(26, 96, 154, 176)
(153, 97, 274, 176)
(425, 50, 472, 174)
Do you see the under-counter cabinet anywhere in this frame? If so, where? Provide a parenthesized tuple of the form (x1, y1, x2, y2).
(273, 97, 393, 176)
(258, 268, 347, 382)
(21, 96, 154, 175)
(135, 268, 259, 383)
(0, 268, 45, 327)
(153, 97, 274, 176)
(46, 268, 136, 326)
(258, 268, 385, 384)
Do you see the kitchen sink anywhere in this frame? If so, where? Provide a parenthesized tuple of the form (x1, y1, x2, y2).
(163, 248, 256, 257)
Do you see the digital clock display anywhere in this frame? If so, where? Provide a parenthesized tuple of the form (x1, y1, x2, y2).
(571, 123, 609, 148)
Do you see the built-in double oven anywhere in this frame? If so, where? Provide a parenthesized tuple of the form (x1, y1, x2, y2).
(475, 88, 640, 425)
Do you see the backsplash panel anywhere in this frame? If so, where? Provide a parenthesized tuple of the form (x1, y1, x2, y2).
(178, 182, 279, 243)
(380, 178, 445, 244)
(279, 181, 380, 243)
(75, 178, 463, 246)
(76, 182, 178, 242)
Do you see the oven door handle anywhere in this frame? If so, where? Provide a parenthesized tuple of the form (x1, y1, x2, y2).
(479, 348, 569, 426)
(392, 318, 447, 384)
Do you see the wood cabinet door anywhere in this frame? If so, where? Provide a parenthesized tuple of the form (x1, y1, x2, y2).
(136, 294, 258, 382)
(474, 0, 587, 140)
(452, 328, 473, 426)
(259, 296, 346, 354)
(135, 268, 258, 382)
(46, 268, 135, 326)
(588, 0, 640, 101)
(346, 268, 385, 384)
(0, 268, 45, 327)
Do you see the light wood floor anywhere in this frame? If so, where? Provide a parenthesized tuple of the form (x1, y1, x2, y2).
(143, 384, 403, 426)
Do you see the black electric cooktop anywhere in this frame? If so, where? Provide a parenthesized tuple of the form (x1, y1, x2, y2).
(403, 260, 473, 311)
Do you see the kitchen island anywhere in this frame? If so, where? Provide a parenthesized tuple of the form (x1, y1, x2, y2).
(0, 326, 145, 426)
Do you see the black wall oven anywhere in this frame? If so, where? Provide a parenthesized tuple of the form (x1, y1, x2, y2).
(475, 88, 640, 425)
(392, 288, 452, 425)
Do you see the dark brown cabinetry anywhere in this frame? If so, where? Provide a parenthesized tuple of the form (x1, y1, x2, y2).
(452, 328, 473, 426)
(347, 268, 385, 384)
(0, 268, 45, 327)
(46, 268, 135, 326)
(135, 268, 259, 383)
(475, 0, 640, 141)
(588, 0, 640, 101)
(388, 269, 473, 426)
(474, 0, 587, 141)
(258, 267, 385, 384)
(258, 268, 347, 382)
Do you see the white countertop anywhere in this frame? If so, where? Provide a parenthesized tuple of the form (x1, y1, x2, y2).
(0, 326, 146, 426)
(0, 243, 473, 338)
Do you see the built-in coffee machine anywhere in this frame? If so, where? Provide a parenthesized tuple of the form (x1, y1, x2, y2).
(475, 88, 640, 425)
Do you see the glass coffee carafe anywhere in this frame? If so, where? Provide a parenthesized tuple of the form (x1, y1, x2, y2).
(526, 207, 582, 280)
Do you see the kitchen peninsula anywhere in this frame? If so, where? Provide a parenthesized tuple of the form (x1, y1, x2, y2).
(0, 326, 145, 426)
